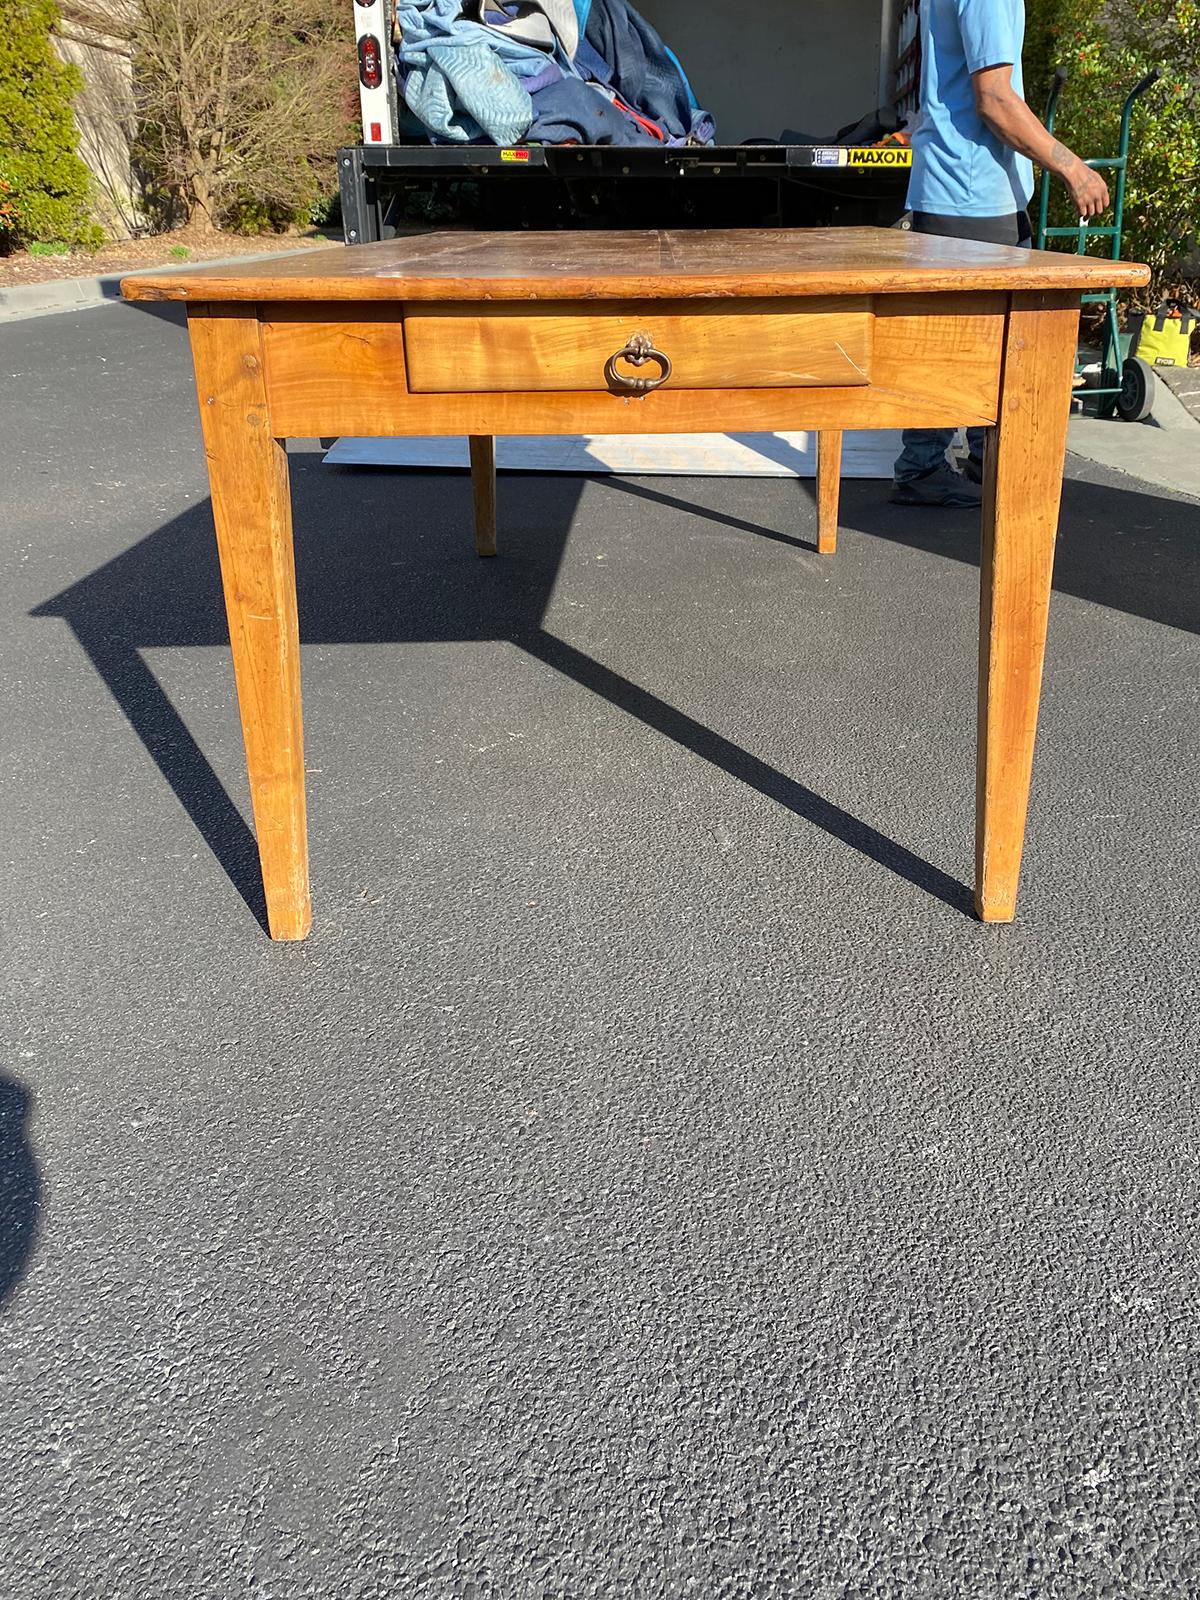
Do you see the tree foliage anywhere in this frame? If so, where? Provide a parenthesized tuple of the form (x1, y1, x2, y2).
(0, 0, 103, 249)
(1025, 0, 1200, 290)
(130, 0, 355, 232)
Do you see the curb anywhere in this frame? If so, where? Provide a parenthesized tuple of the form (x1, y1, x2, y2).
(1142, 372, 1200, 435)
(1068, 376, 1200, 502)
(1155, 363, 1200, 427)
(0, 243, 335, 324)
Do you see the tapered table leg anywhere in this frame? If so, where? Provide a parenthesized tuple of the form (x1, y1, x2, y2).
(975, 293, 1080, 922)
(816, 430, 842, 555)
(469, 435, 497, 558)
(188, 306, 311, 941)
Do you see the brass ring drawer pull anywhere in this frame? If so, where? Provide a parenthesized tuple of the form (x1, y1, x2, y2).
(604, 332, 672, 396)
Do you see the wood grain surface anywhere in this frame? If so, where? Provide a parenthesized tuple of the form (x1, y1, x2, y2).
(258, 293, 1006, 437)
(975, 292, 1081, 923)
(188, 306, 311, 941)
(122, 227, 1150, 305)
(405, 299, 873, 393)
(816, 431, 843, 556)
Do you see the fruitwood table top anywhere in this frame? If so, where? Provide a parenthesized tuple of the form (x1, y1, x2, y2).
(121, 227, 1149, 305)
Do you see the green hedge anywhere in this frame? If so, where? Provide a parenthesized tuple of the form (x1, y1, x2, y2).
(1025, 0, 1199, 289)
(0, 0, 102, 250)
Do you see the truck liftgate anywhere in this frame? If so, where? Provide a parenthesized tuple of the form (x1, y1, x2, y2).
(337, 142, 913, 245)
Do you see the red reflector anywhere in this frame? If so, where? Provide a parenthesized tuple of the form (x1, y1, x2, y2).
(358, 34, 383, 90)
(369, 121, 382, 142)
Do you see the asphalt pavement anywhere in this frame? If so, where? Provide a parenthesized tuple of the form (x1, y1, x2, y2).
(3, 301, 1200, 1599)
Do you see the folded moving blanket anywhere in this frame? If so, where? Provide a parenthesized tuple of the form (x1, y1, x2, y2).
(528, 76, 664, 146)
(469, 0, 578, 56)
(396, 0, 714, 147)
(582, 0, 712, 143)
(397, 0, 571, 143)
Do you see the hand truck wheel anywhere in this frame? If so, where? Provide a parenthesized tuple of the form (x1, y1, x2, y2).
(1117, 355, 1156, 422)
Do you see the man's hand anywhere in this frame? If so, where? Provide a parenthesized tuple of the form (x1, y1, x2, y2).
(1056, 148, 1110, 218)
(973, 66, 1111, 219)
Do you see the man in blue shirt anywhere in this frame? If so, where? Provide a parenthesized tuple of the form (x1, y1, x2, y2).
(891, 0, 1109, 506)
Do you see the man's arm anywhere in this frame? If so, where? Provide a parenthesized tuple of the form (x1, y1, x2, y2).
(972, 64, 1110, 218)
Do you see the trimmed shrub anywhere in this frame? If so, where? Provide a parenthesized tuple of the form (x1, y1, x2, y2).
(0, 0, 103, 250)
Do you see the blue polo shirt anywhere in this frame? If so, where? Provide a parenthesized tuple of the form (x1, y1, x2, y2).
(908, 0, 1035, 217)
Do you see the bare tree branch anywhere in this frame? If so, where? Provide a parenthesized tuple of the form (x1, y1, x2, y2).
(129, 0, 354, 231)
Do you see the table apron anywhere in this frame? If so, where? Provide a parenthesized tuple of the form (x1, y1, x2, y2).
(240, 291, 1009, 438)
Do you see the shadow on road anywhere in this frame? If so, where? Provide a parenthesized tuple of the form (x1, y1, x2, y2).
(0, 1074, 40, 1311)
(31, 449, 1198, 932)
(605, 471, 1200, 637)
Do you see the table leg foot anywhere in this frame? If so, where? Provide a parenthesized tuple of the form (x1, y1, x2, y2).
(189, 306, 311, 941)
(816, 430, 842, 555)
(469, 435, 497, 558)
(975, 294, 1079, 922)
(974, 890, 1017, 925)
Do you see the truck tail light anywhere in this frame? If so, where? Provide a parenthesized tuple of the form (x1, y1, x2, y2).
(358, 34, 383, 90)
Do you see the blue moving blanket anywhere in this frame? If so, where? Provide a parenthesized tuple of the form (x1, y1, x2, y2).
(397, 0, 572, 143)
(528, 76, 657, 145)
(396, 0, 714, 147)
(582, 0, 711, 142)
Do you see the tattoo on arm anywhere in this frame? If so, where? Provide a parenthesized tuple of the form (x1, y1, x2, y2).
(1048, 140, 1072, 172)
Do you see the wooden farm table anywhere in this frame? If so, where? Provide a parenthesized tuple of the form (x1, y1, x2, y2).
(123, 228, 1147, 940)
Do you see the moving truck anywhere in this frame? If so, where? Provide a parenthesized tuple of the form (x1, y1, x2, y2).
(342, 0, 920, 244)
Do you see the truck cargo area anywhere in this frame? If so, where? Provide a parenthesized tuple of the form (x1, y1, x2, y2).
(343, 0, 918, 240)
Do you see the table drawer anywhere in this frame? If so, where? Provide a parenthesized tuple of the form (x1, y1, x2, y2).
(403, 298, 873, 394)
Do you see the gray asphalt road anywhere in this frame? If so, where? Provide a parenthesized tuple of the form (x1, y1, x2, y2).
(3, 303, 1199, 1599)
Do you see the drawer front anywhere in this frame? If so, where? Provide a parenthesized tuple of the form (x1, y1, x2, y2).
(404, 298, 873, 394)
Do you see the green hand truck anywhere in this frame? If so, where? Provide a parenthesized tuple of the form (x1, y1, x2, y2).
(1035, 65, 1161, 421)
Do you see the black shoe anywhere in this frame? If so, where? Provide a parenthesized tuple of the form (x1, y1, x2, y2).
(889, 465, 983, 507)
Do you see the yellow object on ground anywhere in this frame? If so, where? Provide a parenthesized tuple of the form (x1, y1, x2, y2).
(1130, 302, 1198, 368)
